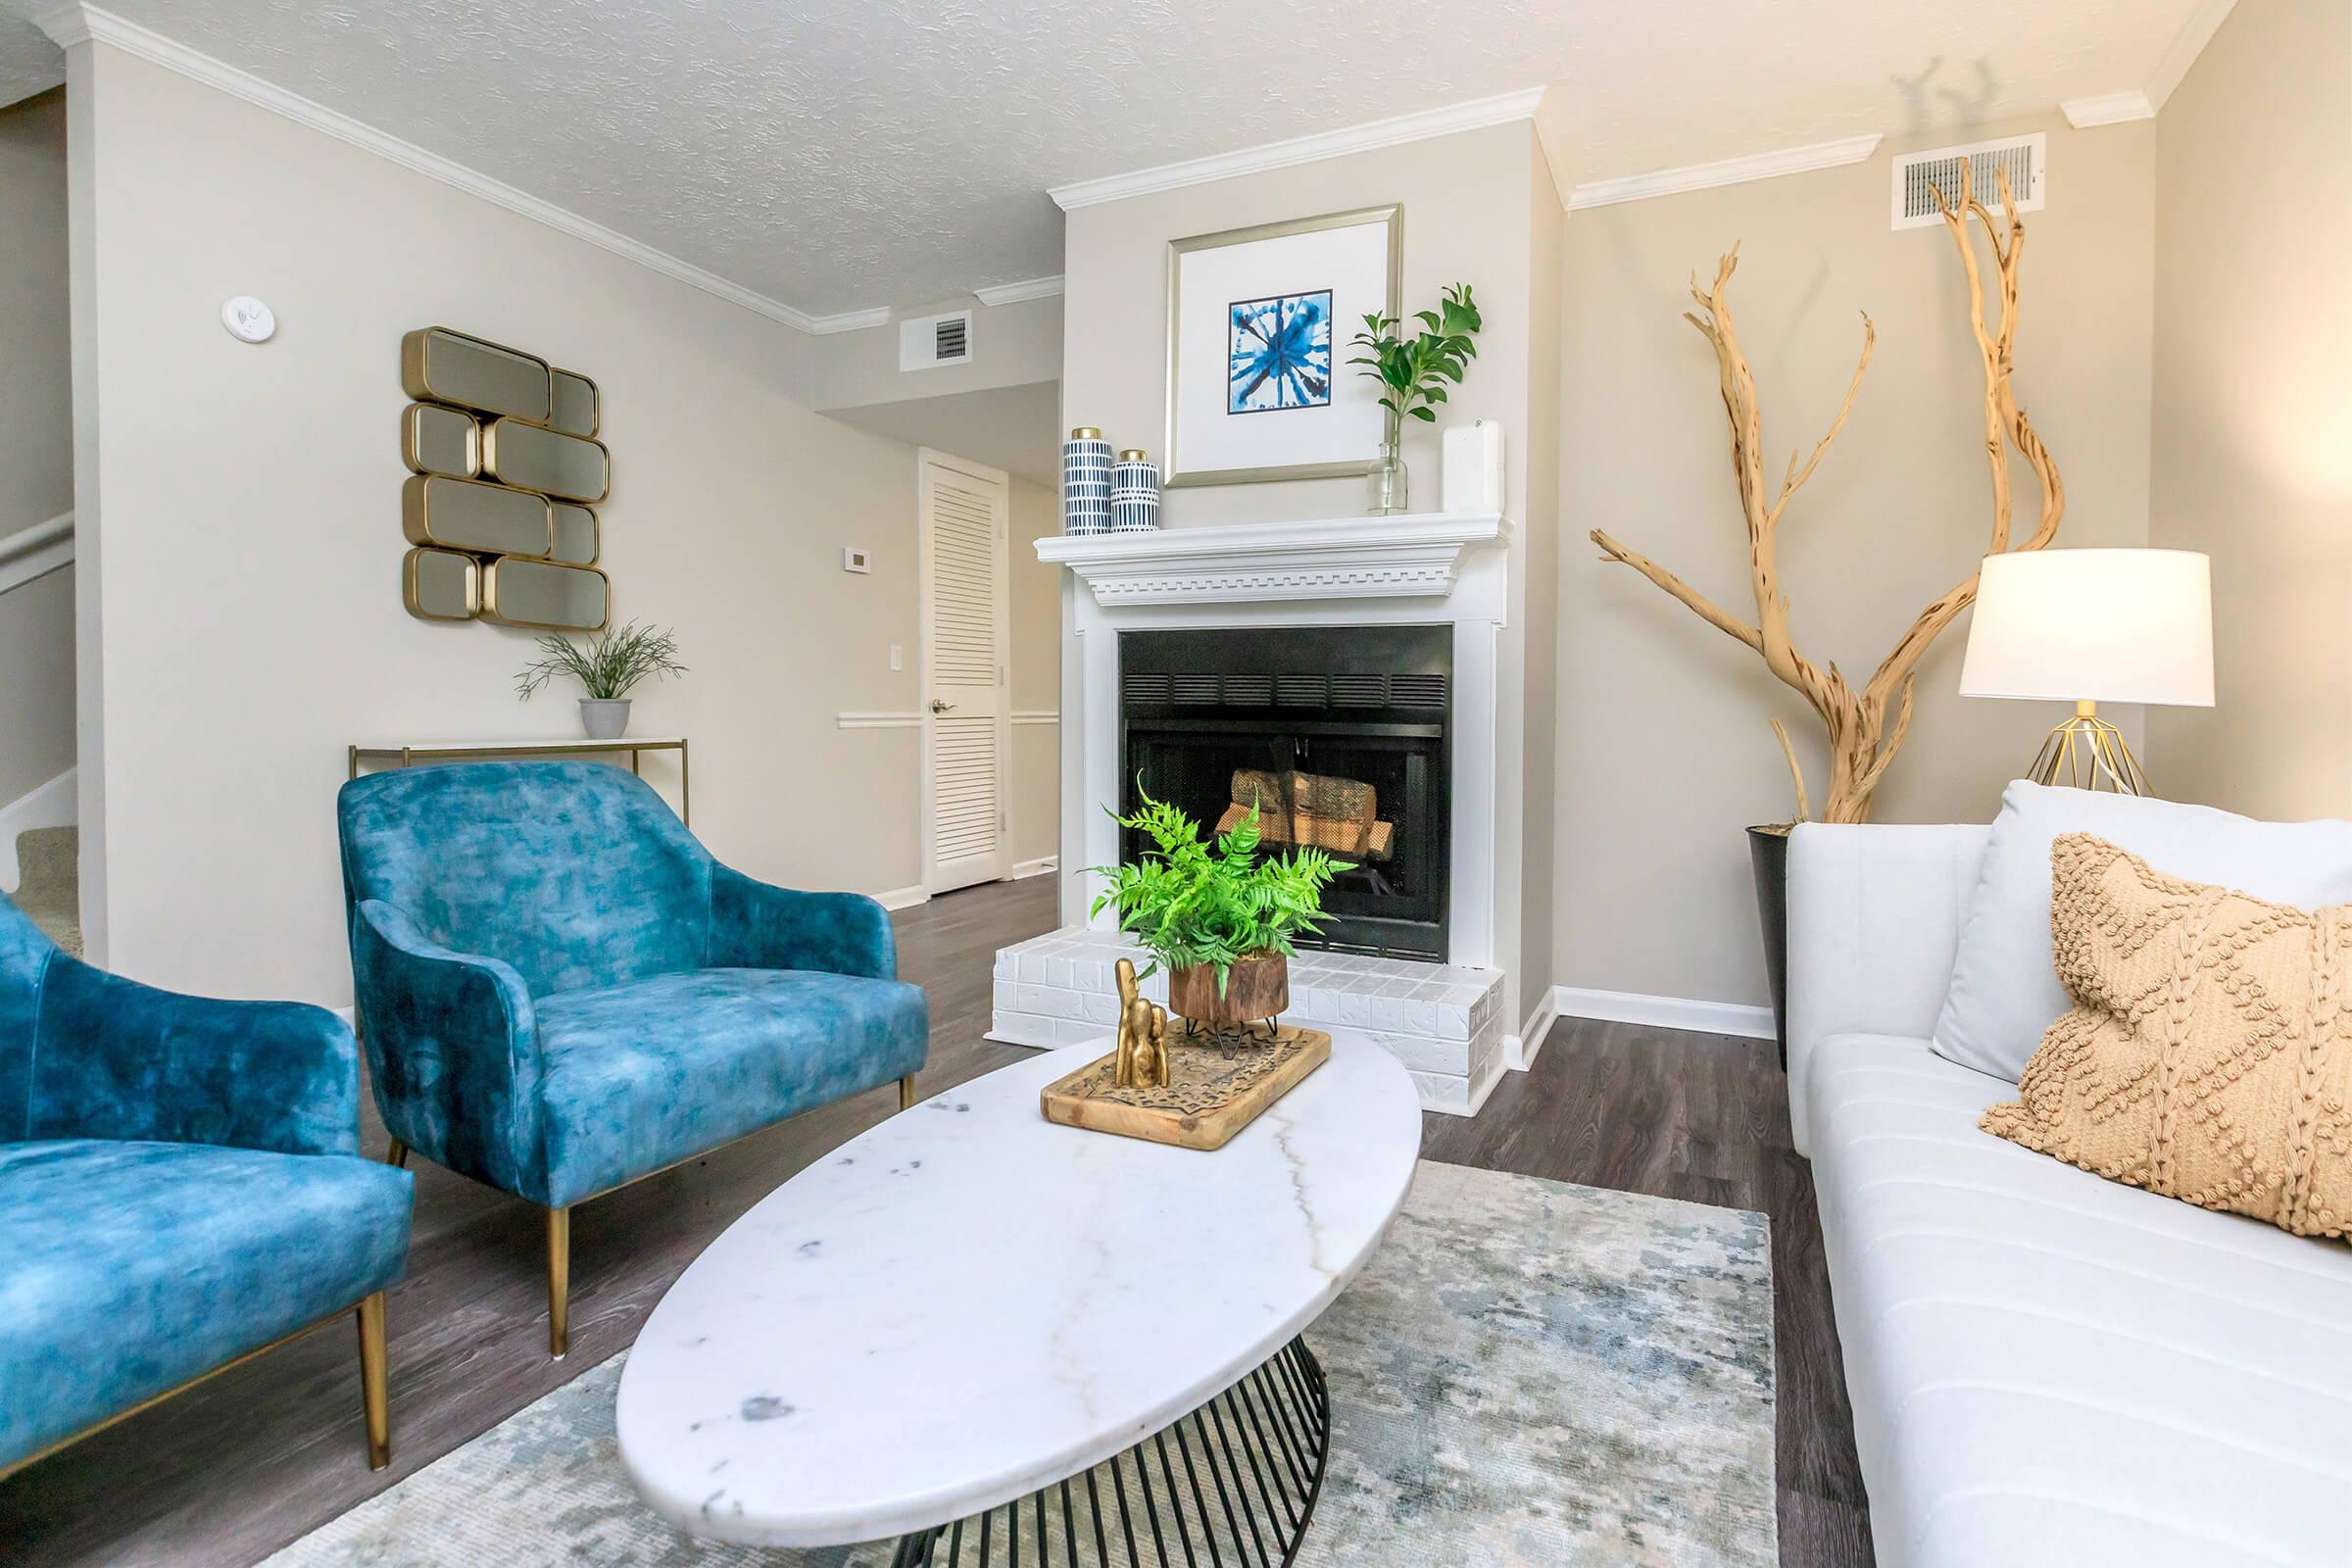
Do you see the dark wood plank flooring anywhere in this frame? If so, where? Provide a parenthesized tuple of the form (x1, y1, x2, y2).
(1, 877, 1869, 1566)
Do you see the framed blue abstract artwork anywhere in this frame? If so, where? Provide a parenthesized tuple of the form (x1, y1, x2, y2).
(1227, 291, 1333, 415)
(1164, 206, 1400, 486)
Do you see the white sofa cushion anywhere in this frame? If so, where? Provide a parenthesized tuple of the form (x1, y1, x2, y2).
(1930, 780, 2352, 1082)
(1808, 1032, 2352, 1568)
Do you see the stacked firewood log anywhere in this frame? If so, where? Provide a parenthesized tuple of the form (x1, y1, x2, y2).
(1214, 769, 1392, 861)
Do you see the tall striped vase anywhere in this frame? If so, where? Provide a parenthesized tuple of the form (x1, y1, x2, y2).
(1061, 428, 1112, 536)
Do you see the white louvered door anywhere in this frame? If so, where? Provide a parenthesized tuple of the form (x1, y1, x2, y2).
(919, 451, 1010, 894)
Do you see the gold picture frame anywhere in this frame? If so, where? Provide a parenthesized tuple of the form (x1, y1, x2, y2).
(1163, 205, 1401, 489)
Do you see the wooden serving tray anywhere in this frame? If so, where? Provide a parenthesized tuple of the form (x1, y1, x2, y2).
(1040, 1027, 1332, 1152)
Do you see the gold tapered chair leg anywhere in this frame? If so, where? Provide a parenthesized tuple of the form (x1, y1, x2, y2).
(547, 1206, 570, 1359)
(384, 1136, 409, 1169)
(898, 1074, 916, 1111)
(356, 1292, 390, 1471)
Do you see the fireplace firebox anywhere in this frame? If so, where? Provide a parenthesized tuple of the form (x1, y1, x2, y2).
(1119, 624, 1450, 961)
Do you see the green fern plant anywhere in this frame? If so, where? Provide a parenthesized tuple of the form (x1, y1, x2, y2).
(1087, 784, 1349, 996)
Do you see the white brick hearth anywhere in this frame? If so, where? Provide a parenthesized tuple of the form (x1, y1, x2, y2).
(989, 928, 1508, 1115)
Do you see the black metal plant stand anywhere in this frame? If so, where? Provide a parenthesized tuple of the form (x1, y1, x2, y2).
(890, 1336, 1331, 1568)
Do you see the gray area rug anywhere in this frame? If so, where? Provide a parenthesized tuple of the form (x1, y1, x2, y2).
(270, 1161, 1775, 1566)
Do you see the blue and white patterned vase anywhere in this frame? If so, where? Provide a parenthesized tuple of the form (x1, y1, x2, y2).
(1061, 428, 1112, 535)
(1109, 450, 1160, 533)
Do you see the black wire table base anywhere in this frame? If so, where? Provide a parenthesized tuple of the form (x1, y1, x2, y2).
(889, 1336, 1331, 1568)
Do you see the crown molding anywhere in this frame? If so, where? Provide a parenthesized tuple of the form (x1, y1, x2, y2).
(972, 274, 1064, 307)
(1566, 133, 1881, 211)
(2060, 90, 2156, 129)
(2149, 0, 2237, 110)
(804, 306, 894, 334)
(29, 3, 867, 333)
(1049, 88, 1545, 211)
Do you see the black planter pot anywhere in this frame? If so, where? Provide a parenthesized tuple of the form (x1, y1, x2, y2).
(1747, 824, 1791, 1071)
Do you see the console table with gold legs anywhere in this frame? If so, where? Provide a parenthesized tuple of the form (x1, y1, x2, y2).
(346, 737, 690, 825)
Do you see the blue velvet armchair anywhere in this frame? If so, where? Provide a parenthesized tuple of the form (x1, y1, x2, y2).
(0, 896, 413, 1480)
(336, 760, 928, 1356)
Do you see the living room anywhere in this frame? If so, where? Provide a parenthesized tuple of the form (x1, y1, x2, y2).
(0, 1, 2343, 1564)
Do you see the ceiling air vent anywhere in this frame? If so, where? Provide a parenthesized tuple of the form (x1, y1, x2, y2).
(1890, 132, 2045, 231)
(899, 310, 974, 371)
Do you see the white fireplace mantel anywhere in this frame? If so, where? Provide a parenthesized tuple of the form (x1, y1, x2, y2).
(1035, 510, 1508, 608)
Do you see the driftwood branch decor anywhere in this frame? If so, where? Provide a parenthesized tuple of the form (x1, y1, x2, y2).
(1592, 170, 2064, 823)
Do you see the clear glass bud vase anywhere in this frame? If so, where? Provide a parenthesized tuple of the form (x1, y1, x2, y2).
(1367, 433, 1407, 515)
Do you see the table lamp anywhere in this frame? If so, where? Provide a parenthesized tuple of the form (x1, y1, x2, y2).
(1958, 548, 2213, 794)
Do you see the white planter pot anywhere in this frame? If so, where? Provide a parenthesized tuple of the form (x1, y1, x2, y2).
(578, 698, 632, 739)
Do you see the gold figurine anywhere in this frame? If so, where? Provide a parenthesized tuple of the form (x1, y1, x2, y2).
(1112, 957, 1172, 1090)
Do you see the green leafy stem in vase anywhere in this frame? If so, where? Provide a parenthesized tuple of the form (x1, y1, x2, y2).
(1348, 281, 1483, 438)
(514, 619, 688, 702)
(1087, 784, 1349, 997)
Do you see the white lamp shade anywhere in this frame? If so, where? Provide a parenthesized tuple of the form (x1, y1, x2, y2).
(1959, 548, 2214, 707)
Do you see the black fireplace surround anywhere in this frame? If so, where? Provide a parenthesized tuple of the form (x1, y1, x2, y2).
(1119, 624, 1450, 961)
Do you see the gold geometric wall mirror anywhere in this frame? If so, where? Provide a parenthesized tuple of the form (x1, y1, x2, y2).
(402, 327, 553, 423)
(482, 557, 610, 631)
(549, 503, 599, 565)
(403, 546, 481, 621)
(400, 326, 612, 625)
(550, 368, 600, 438)
(402, 474, 554, 559)
(401, 403, 482, 479)
(481, 417, 611, 503)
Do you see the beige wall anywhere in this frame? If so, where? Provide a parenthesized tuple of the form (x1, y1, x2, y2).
(0, 86, 75, 808)
(1007, 473, 1060, 867)
(69, 44, 946, 1002)
(811, 294, 1063, 415)
(2145, 1, 2352, 819)
(1058, 122, 1561, 1024)
(1558, 116, 2156, 1006)
(1519, 142, 1566, 1009)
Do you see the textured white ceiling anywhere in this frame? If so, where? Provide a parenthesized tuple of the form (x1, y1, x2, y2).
(0, 0, 2202, 318)
(0, 12, 59, 104)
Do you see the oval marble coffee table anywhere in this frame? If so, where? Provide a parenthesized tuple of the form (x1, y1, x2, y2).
(616, 1036, 1421, 1562)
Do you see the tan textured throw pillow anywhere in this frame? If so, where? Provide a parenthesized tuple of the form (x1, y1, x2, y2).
(1983, 832, 2352, 1238)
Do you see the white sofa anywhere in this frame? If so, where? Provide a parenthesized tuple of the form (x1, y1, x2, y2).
(1788, 822, 2352, 1568)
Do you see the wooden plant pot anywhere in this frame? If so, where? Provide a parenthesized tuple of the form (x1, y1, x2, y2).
(1168, 954, 1290, 1027)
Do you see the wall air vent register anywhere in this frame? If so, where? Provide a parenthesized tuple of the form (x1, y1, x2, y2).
(901, 310, 975, 370)
(1890, 132, 2046, 231)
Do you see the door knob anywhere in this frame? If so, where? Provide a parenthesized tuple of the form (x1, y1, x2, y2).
(930, 699, 956, 713)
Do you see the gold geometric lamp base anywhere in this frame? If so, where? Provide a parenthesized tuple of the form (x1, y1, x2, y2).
(1959, 549, 2214, 804)
(2027, 700, 2149, 795)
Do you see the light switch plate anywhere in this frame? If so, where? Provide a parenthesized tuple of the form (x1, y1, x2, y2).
(889, 644, 904, 671)
(842, 546, 872, 574)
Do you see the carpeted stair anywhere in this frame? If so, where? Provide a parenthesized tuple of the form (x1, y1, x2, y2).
(11, 824, 82, 958)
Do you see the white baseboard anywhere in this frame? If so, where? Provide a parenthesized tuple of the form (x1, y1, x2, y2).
(1010, 857, 1057, 880)
(1551, 985, 1775, 1042)
(0, 768, 77, 895)
(874, 885, 931, 911)
(1506, 987, 1564, 1071)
